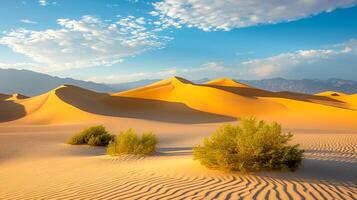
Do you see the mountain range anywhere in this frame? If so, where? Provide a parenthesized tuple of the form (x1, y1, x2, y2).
(0, 68, 116, 96)
(1, 68, 357, 96)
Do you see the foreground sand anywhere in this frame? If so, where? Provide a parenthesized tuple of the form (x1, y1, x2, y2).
(0, 120, 356, 200)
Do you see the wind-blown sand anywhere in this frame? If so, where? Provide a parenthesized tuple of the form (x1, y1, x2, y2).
(0, 77, 357, 199)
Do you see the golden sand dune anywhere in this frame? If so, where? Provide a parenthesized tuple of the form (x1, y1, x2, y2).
(1, 77, 357, 130)
(1, 84, 232, 124)
(119, 77, 357, 130)
(117, 77, 286, 119)
(205, 77, 251, 88)
(0, 124, 356, 200)
(317, 91, 357, 109)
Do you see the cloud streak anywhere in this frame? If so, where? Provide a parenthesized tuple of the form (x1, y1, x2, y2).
(20, 19, 38, 24)
(152, 0, 357, 31)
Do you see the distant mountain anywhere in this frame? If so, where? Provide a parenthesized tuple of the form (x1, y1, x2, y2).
(0, 68, 116, 96)
(107, 77, 357, 94)
(2, 68, 357, 96)
(238, 78, 357, 94)
(107, 79, 160, 92)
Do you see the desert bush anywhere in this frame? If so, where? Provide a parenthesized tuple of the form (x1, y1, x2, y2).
(67, 125, 114, 146)
(193, 118, 304, 172)
(107, 129, 157, 156)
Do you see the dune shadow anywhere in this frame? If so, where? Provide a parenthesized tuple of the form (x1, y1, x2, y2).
(56, 87, 235, 124)
(62, 145, 107, 157)
(201, 84, 351, 109)
(0, 99, 26, 122)
(247, 148, 357, 183)
(155, 146, 357, 183)
(156, 147, 193, 156)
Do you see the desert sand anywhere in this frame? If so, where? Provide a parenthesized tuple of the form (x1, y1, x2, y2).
(0, 77, 356, 199)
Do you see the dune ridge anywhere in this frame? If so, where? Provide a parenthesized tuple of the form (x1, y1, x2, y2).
(1, 77, 357, 130)
(205, 77, 251, 88)
(1, 84, 232, 124)
(118, 77, 357, 130)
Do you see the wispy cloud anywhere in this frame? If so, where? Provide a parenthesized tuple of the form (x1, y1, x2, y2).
(241, 39, 357, 79)
(20, 19, 37, 24)
(0, 15, 170, 71)
(152, 0, 357, 31)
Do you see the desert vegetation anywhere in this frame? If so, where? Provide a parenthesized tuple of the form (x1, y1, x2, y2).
(107, 129, 157, 156)
(193, 118, 304, 172)
(67, 125, 114, 146)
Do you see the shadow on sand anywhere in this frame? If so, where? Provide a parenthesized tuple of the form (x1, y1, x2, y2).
(0, 98, 26, 123)
(56, 86, 235, 124)
(201, 84, 353, 110)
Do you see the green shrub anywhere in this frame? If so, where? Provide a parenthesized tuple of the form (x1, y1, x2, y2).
(193, 118, 304, 172)
(107, 129, 157, 156)
(67, 125, 114, 146)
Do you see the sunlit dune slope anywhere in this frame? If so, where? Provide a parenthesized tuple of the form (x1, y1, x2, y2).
(2, 84, 232, 124)
(205, 77, 251, 88)
(316, 91, 357, 109)
(117, 76, 286, 118)
(118, 77, 357, 129)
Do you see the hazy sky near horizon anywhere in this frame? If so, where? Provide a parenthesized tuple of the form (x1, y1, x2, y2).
(0, 0, 357, 83)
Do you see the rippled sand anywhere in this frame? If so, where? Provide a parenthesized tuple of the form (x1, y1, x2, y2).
(0, 124, 356, 200)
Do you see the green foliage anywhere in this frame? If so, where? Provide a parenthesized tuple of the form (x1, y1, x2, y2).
(107, 129, 157, 156)
(193, 118, 304, 172)
(67, 125, 114, 146)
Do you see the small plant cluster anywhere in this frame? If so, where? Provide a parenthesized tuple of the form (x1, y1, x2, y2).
(67, 125, 114, 146)
(193, 118, 304, 172)
(107, 129, 157, 156)
(68, 126, 157, 156)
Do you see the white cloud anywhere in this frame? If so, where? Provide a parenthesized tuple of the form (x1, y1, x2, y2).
(152, 0, 357, 31)
(39, 0, 48, 6)
(20, 19, 38, 24)
(0, 15, 169, 71)
(241, 39, 357, 79)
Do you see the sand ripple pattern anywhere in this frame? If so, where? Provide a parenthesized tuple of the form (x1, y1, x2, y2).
(0, 134, 356, 200)
(1, 164, 355, 200)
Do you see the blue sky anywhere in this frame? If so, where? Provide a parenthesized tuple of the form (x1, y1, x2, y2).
(0, 0, 357, 83)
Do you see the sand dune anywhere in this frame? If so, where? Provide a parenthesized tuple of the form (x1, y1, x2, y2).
(0, 124, 356, 200)
(117, 77, 286, 119)
(1, 84, 232, 125)
(1, 76, 357, 130)
(205, 77, 251, 88)
(119, 77, 357, 130)
(317, 91, 357, 109)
